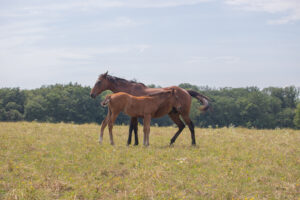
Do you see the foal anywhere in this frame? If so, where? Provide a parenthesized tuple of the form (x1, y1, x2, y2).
(100, 89, 181, 146)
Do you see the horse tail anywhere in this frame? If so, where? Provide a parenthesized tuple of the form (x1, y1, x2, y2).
(187, 90, 210, 111)
(101, 95, 111, 107)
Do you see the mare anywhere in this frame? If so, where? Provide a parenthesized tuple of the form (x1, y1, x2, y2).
(90, 71, 210, 146)
(100, 89, 181, 146)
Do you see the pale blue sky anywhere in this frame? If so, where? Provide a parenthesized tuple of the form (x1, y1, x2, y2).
(1, 0, 300, 89)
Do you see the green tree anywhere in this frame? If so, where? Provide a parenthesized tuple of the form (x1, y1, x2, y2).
(6, 110, 23, 121)
(0, 88, 25, 121)
(0, 84, 299, 129)
(25, 95, 48, 121)
(276, 108, 295, 128)
(294, 104, 300, 129)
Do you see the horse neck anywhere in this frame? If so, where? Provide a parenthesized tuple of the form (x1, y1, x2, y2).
(109, 81, 147, 95)
(109, 83, 131, 93)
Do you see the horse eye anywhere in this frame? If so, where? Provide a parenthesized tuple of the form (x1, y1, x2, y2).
(97, 81, 101, 85)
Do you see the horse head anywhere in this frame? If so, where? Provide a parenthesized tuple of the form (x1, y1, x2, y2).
(90, 71, 110, 98)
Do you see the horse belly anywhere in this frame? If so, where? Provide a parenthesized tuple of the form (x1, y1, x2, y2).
(152, 106, 171, 118)
(124, 106, 143, 118)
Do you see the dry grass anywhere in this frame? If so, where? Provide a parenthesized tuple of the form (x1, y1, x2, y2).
(0, 122, 299, 199)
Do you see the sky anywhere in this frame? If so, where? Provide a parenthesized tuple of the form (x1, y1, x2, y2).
(0, 0, 300, 89)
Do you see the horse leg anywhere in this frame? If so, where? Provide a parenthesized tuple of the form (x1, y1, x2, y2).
(108, 112, 119, 146)
(168, 111, 186, 145)
(143, 115, 151, 146)
(133, 117, 139, 146)
(181, 115, 196, 146)
(127, 117, 138, 146)
(127, 118, 134, 146)
(99, 115, 109, 144)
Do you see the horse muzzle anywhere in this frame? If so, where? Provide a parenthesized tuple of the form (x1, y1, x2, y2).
(90, 93, 96, 98)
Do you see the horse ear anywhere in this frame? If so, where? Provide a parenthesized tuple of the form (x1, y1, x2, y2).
(171, 88, 175, 94)
(103, 71, 108, 78)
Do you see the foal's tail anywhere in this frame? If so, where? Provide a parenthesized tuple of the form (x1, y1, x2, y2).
(101, 95, 111, 107)
(187, 90, 210, 111)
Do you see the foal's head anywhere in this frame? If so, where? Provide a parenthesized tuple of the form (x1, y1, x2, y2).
(90, 71, 110, 98)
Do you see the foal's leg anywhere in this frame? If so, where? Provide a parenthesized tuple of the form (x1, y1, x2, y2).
(182, 115, 196, 146)
(108, 112, 119, 145)
(127, 117, 138, 146)
(99, 115, 109, 144)
(143, 115, 151, 146)
(168, 111, 186, 145)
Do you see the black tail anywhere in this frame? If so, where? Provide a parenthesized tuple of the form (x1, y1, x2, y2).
(187, 90, 210, 111)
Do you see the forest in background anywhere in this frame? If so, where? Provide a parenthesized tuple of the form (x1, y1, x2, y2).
(1, 83, 300, 129)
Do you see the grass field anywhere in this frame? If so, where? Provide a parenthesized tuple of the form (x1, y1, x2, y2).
(0, 122, 299, 200)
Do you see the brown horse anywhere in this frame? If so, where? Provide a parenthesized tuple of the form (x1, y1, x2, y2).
(90, 71, 210, 146)
(100, 89, 181, 146)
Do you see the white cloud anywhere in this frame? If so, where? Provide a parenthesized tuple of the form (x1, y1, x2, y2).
(0, 0, 212, 18)
(0, 44, 151, 88)
(187, 56, 240, 64)
(0, 44, 151, 68)
(3, 0, 300, 25)
(225, 0, 300, 24)
(0, 21, 49, 51)
(125, 0, 212, 8)
(187, 56, 209, 64)
(214, 56, 240, 63)
(87, 17, 142, 32)
(0, 20, 49, 38)
(0, 0, 299, 88)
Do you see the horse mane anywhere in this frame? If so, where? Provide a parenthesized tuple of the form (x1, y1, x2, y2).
(102, 74, 147, 87)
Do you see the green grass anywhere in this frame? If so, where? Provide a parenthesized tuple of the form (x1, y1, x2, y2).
(0, 122, 299, 200)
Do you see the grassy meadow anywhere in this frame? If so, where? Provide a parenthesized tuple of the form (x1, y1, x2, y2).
(0, 122, 299, 200)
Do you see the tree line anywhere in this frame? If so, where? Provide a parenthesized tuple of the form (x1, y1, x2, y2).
(1, 83, 300, 129)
